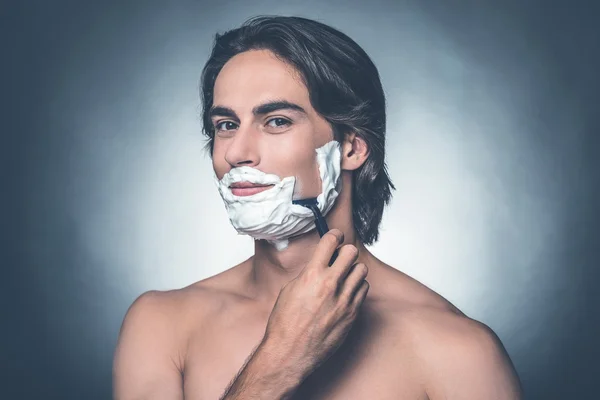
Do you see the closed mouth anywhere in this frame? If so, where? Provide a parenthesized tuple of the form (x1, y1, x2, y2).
(229, 182, 274, 189)
(229, 182, 275, 196)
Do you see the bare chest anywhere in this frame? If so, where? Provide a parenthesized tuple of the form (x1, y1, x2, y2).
(181, 305, 427, 400)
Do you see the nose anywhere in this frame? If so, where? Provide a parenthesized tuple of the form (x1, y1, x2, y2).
(224, 124, 260, 167)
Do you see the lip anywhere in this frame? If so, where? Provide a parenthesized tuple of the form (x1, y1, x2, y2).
(229, 182, 275, 196)
(229, 182, 274, 188)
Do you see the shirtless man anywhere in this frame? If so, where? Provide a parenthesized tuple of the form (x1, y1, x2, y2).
(113, 16, 523, 399)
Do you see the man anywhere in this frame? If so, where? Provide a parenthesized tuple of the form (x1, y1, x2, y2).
(113, 16, 523, 399)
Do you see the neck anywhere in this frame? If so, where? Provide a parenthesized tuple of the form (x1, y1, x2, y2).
(246, 172, 376, 306)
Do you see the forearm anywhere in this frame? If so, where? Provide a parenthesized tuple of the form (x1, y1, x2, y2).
(220, 338, 308, 400)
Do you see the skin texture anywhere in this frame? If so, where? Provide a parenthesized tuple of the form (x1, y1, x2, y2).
(113, 49, 523, 399)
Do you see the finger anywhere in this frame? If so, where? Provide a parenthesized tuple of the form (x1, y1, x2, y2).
(339, 263, 368, 302)
(330, 244, 359, 280)
(310, 229, 344, 269)
(351, 280, 370, 308)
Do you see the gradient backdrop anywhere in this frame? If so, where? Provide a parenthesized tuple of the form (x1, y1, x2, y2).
(4, 0, 599, 399)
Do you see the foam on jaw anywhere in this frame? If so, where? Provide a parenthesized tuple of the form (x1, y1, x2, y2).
(214, 140, 342, 250)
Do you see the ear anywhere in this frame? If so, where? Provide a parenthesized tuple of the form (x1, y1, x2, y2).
(340, 132, 370, 171)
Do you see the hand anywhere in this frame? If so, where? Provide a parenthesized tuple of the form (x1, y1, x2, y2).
(262, 229, 370, 378)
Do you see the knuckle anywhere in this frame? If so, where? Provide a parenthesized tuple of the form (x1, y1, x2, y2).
(322, 276, 338, 292)
(304, 267, 319, 281)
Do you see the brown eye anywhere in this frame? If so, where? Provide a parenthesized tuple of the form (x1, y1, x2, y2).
(266, 118, 291, 128)
(215, 121, 238, 131)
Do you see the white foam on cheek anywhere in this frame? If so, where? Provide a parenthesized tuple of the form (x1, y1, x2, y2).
(214, 140, 342, 250)
(314, 140, 342, 217)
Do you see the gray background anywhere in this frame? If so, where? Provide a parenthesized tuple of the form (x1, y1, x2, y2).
(3, 0, 599, 399)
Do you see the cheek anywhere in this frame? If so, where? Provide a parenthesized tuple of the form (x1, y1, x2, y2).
(292, 168, 322, 199)
(270, 136, 324, 197)
(288, 155, 323, 197)
(211, 142, 227, 179)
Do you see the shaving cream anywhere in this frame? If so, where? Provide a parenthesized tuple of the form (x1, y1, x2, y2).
(214, 140, 342, 250)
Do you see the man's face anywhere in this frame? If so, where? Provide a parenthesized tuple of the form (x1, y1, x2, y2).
(210, 49, 335, 200)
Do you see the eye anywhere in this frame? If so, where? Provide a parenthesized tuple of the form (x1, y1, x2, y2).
(215, 121, 238, 132)
(266, 117, 291, 129)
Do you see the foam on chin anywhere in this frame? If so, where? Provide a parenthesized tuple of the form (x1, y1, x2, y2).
(214, 140, 342, 250)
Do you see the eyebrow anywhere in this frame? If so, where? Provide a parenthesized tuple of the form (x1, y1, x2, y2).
(209, 100, 307, 121)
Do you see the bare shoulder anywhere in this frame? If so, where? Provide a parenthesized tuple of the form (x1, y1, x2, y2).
(376, 267, 523, 400)
(119, 283, 223, 329)
(117, 258, 252, 343)
(119, 274, 243, 340)
(114, 276, 239, 363)
(124, 259, 251, 323)
(113, 281, 234, 399)
(114, 284, 221, 367)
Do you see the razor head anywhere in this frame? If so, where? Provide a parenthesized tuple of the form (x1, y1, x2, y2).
(292, 197, 320, 216)
(291, 197, 319, 207)
(292, 197, 329, 237)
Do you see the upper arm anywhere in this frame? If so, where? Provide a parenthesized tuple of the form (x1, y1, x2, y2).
(421, 316, 523, 400)
(113, 291, 185, 400)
